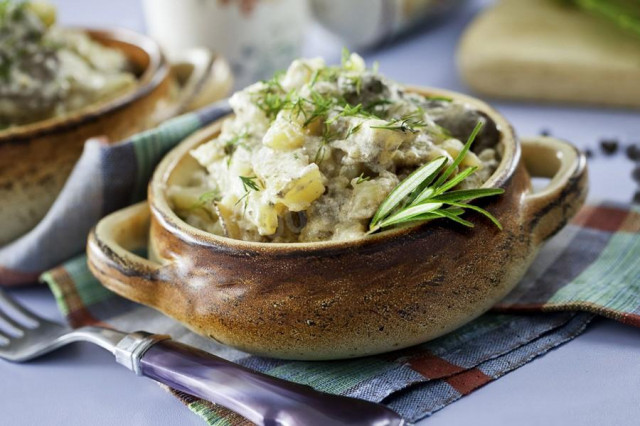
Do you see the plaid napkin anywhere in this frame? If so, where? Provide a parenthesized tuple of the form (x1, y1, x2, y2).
(2, 104, 639, 425)
(0, 100, 231, 286)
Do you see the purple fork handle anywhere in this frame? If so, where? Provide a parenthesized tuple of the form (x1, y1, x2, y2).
(139, 340, 404, 426)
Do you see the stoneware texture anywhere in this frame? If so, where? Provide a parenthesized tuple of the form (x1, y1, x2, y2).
(0, 28, 173, 246)
(88, 88, 588, 360)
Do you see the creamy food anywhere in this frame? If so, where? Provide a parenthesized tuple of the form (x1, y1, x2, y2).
(170, 53, 501, 242)
(0, 2, 136, 129)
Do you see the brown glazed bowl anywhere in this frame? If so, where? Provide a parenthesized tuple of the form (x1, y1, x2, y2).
(88, 87, 588, 360)
(0, 28, 173, 246)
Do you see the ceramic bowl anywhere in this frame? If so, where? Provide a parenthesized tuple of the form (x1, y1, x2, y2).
(0, 28, 173, 246)
(88, 87, 588, 360)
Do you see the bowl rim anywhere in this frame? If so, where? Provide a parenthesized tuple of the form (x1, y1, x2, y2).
(150, 86, 520, 253)
(0, 26, 168, 142)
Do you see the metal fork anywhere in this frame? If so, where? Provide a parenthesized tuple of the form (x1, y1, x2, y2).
(0, 289, 405, 426)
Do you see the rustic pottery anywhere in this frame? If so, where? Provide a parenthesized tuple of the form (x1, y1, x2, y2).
(88, 87, 588, 360)
(0, 28, 174, 246)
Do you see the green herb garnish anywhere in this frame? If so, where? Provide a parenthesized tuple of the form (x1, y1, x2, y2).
(355, 173, 370, 185)
(368, 121, 504, 234)
(236, 175, 261, 211)
(345, 122, 362, 139)
(239, 175, 260, 192)
(370, 108, 428, 133)
(223, 130, 250, 166)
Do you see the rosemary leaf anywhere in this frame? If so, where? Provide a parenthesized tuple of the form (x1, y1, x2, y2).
(375, 202, 443, 230)
(368, 119, 505, 234)
(433, 166, 478, 196)
(370, 156, 448, 228)
(431, 209, 475, 227)
(446, 201, 503, 230)
(430, 188, 505, 203)
(432, 120, 484, 188)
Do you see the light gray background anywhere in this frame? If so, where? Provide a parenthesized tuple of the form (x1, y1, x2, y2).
(3, 1, 640, 425)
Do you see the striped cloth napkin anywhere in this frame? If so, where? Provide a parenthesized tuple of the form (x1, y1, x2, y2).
(1, 102, 639, 424)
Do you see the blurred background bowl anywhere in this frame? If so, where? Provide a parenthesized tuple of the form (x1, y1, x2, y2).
(0, 28, 172, 246)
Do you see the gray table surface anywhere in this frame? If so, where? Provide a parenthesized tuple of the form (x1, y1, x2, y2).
(3, 1, 640, 425)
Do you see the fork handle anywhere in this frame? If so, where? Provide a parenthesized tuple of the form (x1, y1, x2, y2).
(138, 339, 403, 426)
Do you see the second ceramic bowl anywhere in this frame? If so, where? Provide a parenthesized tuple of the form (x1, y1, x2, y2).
(0, 28, 171, 247)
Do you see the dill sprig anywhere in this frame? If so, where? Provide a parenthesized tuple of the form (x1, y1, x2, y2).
(369, 107, 428, 133)
(368, 121, 504, 234)
(355, 173, 371, 185)
(239, 175, 261, 192)
(345, 122, 363, 139)
(303, 91, 338, 127)
(223, 130, 250, 157)
(236, 175, 261, 211)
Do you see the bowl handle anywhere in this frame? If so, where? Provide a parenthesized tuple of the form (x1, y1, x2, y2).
(521, 136, 588, 245)
(157, 48, 233, 122)
(87, 202, 165, 308)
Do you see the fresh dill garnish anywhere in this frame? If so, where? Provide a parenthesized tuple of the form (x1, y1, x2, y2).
(355, 173, 371, 185)
(309, 68, 320, 87)
(345, 122, 362, 139)
(223, 130, 250, 166)
(370, 118, 427, 133)
(326, 103, 373, 125)
(314, 124, 336, 164)
(368, 121, 504, 234)
(236, 175, 261, 210)
(252, 72, 291, 121)
(314, 144, 326, 164)
(370, 108, 428, 133)
(255, 91, 289, 121)
(239, 175, 261, 192)
(302, 91, 337, 127)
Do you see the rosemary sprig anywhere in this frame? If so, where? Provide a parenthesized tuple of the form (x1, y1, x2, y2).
(368, 121, 505, 234)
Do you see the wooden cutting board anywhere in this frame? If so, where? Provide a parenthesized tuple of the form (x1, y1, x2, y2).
(457, 0, 640, 108)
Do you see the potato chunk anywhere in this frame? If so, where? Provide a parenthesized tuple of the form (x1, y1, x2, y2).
(441, 139, 483, 168)
(281, 165, 325, 211)
(247, 193, 279, 236)
(263, 119, 305, 150)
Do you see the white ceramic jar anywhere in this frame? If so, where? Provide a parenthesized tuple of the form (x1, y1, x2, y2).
(310, 0, 467, 49)
(143, 0, 309, 89)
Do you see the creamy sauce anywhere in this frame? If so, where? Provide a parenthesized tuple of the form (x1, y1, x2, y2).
(0, 2, 136, 129)
(170, 54, 501, 242)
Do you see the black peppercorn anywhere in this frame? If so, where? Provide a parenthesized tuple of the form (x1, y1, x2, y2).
(634, 191, 640, 204)
(584, 148, 594, 158)
(625, 144, 640, 162)
(600, 139, 619, 155)
(540, 129, 551, 137)
(633, 165, 640, 183)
